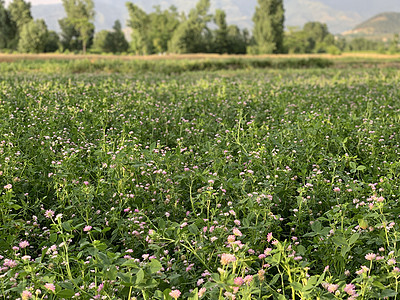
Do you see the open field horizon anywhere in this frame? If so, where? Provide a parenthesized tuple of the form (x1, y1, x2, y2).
(1, 52, 400, 62)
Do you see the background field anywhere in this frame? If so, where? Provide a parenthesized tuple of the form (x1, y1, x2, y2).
(0, 59, 400, 299)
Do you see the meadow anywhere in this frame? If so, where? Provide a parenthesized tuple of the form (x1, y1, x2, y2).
(0, 60, 400, 299)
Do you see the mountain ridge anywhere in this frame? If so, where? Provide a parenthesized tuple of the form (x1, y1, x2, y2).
(342, 12, 400, 38)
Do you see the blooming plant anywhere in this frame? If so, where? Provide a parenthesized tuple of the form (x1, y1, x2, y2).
(0, 68, 400, 299)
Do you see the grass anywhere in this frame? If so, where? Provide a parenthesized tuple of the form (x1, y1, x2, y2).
(0, 53, 400, 74)
(0, 65, 399, 299)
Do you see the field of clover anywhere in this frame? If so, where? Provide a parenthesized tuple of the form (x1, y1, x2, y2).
(0, 68, 399, 300)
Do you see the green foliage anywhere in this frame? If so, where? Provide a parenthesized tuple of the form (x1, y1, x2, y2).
(250, 0, 285, 54)
(126, 2, 150, 54)
(92, 30, 109, 52)
(0, 57, 334, 74)
(59, 0, 95, 53)
(0, 0, 17, 49)
(0, 67, 399, 299)
(17, 19, 48, 53)
(212, 9, 229, 54)
(388, 34, 399, 54)
(284, 22, 335, 54)
(93, 20, 129, 53)
(148, 5, 180, 54)
(7, 0, 32, 31)
(44, 30, 60, 52)
(347, 37, 385, 52)
(59, 18, 82, 51)
(169, 0, 212, 54)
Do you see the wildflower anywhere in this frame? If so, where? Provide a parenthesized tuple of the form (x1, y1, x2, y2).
(243, 275, 253, 285)
(234, 277, 244, 286)
(3, 259, 17, 268)
(365, 253, 376, 261)
(97, 283, 104, 292)
(83, 181, 89, 185)
(44, 210, 55, 218)
(356, 265, 369, 275)
(344, 283, 356, 295)
(19, 241, 29, 249)
(198, 287, 206, 297)
(220, 253, 236, 265)
(21, 290, 32, 300)
(169, 289, 181, 299)
(258, 269, 265, 281)
(21, 255, 31, 261)
(324, 265, 329, 272)
(55, 214, 63, 221)
(388, 258, 396, 265)
(393, 267, 400, 273)
(267, 232, 273, 242)
(333, 187, 340, 192)
(233, 228, 242, 237)
(224, 291, 236, 299)
(44, 283, 56, 292)
(83, 225, 92, 232)
(227, 235, 236, 243)
(264, 248, 272, 256)
(327, 283, 339, 293)
(4, 184, 12, 190)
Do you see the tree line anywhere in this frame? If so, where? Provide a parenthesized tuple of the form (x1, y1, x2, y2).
(0, 0, 398, 54)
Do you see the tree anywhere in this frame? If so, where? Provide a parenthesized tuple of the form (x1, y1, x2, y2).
(284, 26, 313, 53)
(126, 2, 151, 54)
(250, 0, 284, 54)
(303, 21, 334, 53)
(59, 0, 95, 53)
(18, 19, 48, 53)
(126, 3, 181, 54)
(226, 26, 249, 54)
(169, 0, 212, 53)
(0, 0, 17, 49)
(148, 5, 180, 53)
(8, 0, 32, 30)
(45, 30, 60, 52)
(93, 20, 129, 53)
(59, 18, 82, 51)
(110, 20, 129, 53)
(5, 0, 32, 49)
(213, 9, 228, 53)
(92, 30, 109, 52)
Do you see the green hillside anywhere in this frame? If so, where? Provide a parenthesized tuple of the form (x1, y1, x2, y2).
(343, 12, 400, 38)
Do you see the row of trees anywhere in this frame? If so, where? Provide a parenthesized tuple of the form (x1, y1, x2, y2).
(125, 0, 251, 55)
(0, 0, 58, 52)
(0, 0, 398, 54)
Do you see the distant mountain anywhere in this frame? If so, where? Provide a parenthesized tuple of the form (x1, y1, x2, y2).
(29, 0, 400, 34)
(342, 12, 400, 38)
